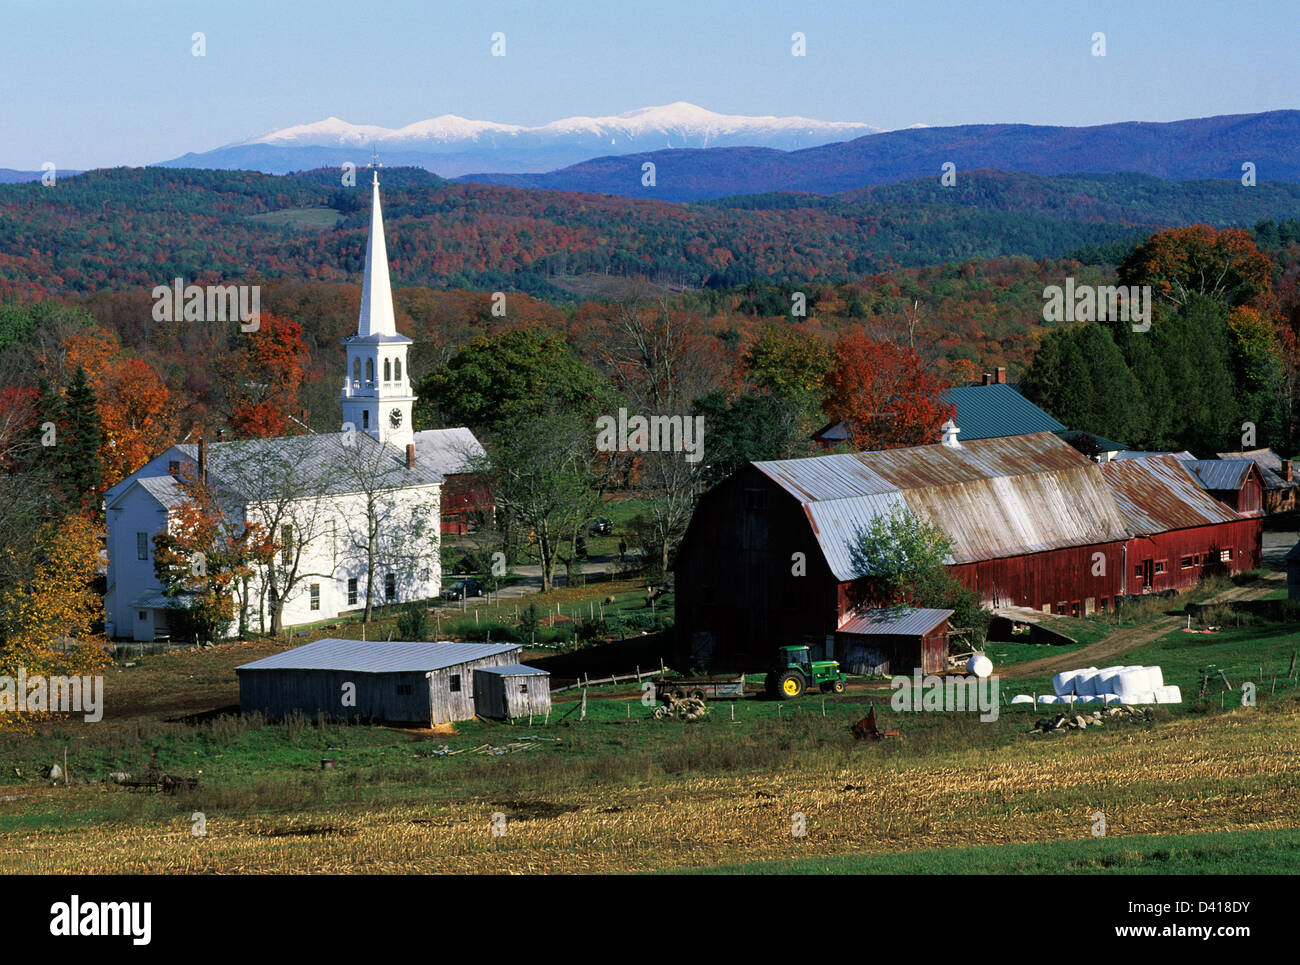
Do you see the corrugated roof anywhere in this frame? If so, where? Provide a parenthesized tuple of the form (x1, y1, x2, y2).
(838, 607, 953, 636)
(942, 384, 1065, 440)
(756, 433, 1131, 579)
(1186, 459, 1253, 492)
(476, 663, 549, 676)
(236, 638, 520, 674)
(1216, 449, 1297, 490)
(1115, 450, 1194, 462)
(176, 431, 444, 499)
(1100, 455, 1245, 534)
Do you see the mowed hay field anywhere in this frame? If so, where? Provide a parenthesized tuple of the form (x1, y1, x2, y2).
(2, 627, 1299, 874)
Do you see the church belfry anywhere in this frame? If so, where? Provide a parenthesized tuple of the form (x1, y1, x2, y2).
(340, 169, 415, 448)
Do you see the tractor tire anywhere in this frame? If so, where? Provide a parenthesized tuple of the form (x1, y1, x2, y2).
(831, 678, 846, 695)
(774, 671, 805, 700)
(691, 690, 706, 702)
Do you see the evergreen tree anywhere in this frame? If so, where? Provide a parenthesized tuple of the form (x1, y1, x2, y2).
(50, 366, 105, 512)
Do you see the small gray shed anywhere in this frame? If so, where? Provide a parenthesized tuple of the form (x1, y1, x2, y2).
(473, 664, 552, 719)
(236, 638, 524, 725)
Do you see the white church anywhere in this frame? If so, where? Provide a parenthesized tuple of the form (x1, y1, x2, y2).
(103, 172, 484, 641)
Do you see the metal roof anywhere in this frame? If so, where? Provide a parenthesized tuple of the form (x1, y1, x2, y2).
(1100, 455, 1245, 534)
(114, 474, 190, 511)
(476, 663, 549, 676)
(176, 431, 444, 499)
(412, 427, 486, 477)
(1186, 459, 1253, 492)
(1216, 449, 1297, 490)
(236, 638, 521, 674)
(837, 607, 953, 636)
(757, 433, 1131, 579)
(130, 590, 194, 610)
(1115, 450, 1194, 462)
(941, 384, 1065, 440)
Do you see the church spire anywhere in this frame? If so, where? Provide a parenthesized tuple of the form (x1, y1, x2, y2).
(357, 170, 397, 338)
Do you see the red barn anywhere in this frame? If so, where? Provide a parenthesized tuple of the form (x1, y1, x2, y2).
(1185, 459, 1265, 517)
(411, 427, 495, 534)
(1100, 455, 1262, 593)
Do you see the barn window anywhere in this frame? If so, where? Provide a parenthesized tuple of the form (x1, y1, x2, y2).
(347, 578, 358, 606)
(1133, 564, 1142, 577)
(1154, 561, 1166, 574)
(384, 573, 396, 602)
(449, 674, 461, 693)
(137, 532, 149, 561)
(396, 683, 412, 696)
(1180, 556, 1194, 569)
(519, 683, 528, 694)
(309, 584, 320, 611)
(1220, 549, 1231, 562)
(744, 489, 766, 510)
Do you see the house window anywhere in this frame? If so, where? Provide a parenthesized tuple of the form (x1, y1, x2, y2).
(281, 524, 293, 566)
(347, 578, 358, 606)
(449, 674, 461, 693)
(384, 573, 396, 602)
(137, 532, 149, 561)
(1180, 556, 1194, 569)
(396, 683, 413, 697)
(168, 460, 180, 476)
(309, 584, 320, 611)
(138, 611, 147, 621)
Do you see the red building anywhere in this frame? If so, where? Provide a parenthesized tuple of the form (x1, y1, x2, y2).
(411, 427, 495, 534)
(1185, 459, 1265, 517)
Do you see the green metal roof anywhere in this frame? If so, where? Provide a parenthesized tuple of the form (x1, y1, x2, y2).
(942, 384, 1065, 440)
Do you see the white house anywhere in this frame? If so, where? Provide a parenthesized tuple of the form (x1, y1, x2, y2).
(103, 172, 484, 641)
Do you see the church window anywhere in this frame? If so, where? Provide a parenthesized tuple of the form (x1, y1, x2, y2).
(353, 358, 360, 384)
(347, 578, 358, 606)
(395, 359, 402, 382)
(384, 573, 396, 602)
(281, 524, 293, 566)
(365, 358, 374, 383)
(309, 584, 320, 611)
(384, 359, 391, 382)
(362, 410, 370, 429)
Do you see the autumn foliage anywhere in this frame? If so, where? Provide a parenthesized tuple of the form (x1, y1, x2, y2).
(822, 333, 955, 451)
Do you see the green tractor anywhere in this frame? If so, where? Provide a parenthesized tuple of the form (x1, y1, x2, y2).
(765, 645, 847, 699)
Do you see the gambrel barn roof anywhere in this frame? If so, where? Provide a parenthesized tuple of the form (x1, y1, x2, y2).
(753, 432, 1131, 579)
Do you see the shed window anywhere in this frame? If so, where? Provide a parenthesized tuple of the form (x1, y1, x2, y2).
(519, 683, 528, 694)
(448, 674, 461, 693)
(137, 532, 149, 561)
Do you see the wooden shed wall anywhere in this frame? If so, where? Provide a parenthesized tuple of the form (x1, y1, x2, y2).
(473, 671, 552, 719)
(427, 649, 522, 725)
(835, 627, 947, 676)
(238, 669, 432, 723)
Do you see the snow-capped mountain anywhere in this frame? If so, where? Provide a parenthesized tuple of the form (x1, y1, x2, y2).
(158, 103, 895, 176)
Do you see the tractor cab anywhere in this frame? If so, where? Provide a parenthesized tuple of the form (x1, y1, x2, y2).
(767, 645, 848, 699)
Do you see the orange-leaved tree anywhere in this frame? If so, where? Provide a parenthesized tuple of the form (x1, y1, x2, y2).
(822, 333, 955, 451)
(227, 314, 309, 438)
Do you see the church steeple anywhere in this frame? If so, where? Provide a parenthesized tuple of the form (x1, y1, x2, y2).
(340, 169, 415, 449)
(357, 170, 397, 338)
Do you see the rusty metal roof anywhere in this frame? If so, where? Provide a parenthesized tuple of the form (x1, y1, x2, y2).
(837, 607, 953, 636)
(755, 433, 1131, 578)
(1100, 455, 1245, 534)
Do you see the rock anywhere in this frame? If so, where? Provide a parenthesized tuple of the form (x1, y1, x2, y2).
(1074, 716, 1088, 729)
(46, 763, 62, 780)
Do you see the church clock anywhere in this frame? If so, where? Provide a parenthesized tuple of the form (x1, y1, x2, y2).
(389, 408, 403, 428)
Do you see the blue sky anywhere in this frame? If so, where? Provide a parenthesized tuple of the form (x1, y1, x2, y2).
(1, 0, 1296, 168)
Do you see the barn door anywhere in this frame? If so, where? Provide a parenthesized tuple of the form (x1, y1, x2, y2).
(1141, 558, 1153, 591)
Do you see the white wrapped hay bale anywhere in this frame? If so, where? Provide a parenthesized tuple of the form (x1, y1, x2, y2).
(1145, 666, 1165, 690)
(1011, 694, 1034, 705)
(967, 654, 994, 678)
(1096, 666, 1125, 694)
(1038, 694, 1057, 704)
(1052, 669, 1079, 696)
(1154, 685, 1182, 704)
(1114, 668, 1151, 701)
(1073, 668, 1100, 696)
(1057, 694, 1077, 705)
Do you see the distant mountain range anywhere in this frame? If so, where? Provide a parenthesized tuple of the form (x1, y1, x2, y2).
(458, 110, 1300, 201)
(157, 103, 894, 177)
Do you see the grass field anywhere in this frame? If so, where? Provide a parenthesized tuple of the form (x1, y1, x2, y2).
(2, 612, 1297, 873)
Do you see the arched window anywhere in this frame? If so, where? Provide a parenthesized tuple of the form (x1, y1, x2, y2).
(394, 359, 402, 382)
(352, 358, 360, 384)
(384, 359, 392, 382)
(365, 358, 374, 383)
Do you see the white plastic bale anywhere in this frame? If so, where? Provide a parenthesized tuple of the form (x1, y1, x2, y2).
(1155, 685, 1182, 704)
(1052, 669, 1078, 696)
(1038, 695, 1057, 704)
(967, 654, 994, 678)
(1073, 669, 1099, 696)
(1011, 694, 1034, 705)
(1146, 666, 1165, 690)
